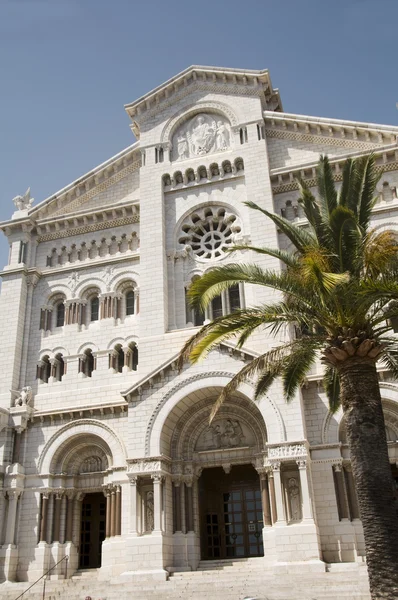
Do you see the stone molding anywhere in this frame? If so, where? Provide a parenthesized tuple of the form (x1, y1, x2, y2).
(38, 418, 127, 474)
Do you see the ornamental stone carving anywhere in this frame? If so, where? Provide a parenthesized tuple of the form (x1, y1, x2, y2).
(195, 418, 250, 451)
(268, 444, 306, 459)
(145, 490, 154, 532)
(127, 460, 162, 474)
(172, 113, 231, 161)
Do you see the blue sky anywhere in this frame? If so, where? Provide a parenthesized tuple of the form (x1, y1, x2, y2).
(0, 0, 397, 266)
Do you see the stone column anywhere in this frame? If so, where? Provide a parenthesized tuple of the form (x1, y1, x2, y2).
(60, 493, 67, 544)
(185, 483, 194, 532)
(40, 493, 49, 543)
(344, 464, 360, 520)
(53, 491, 63, 542)
(152, 474, 163, 532)
(173, 480, 181, 532)
(110, 487, 116, 537)
(65, 492, 74, 542)
(104, 487, 111, 538)
(333, 463, 350, 520)
(72, 493, 85, 546)
(297, 460, 314, 521)
(5, 490, 21, 545)
(260, 472, 272, 526)
(272, 463, 286, 525)
(128, 477, 138, 534)
(115, 486, 121, 535)
(180, 483, 187, 534)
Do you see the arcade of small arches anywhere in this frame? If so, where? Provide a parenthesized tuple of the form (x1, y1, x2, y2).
(37, 340, 138, 382)
(40, 282, 138, 332)
(162, 157, 244, 189)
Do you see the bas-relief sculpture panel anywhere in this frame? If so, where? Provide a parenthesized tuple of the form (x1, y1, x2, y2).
(172, 113, 231, 161)
(195, 418, 253, 451)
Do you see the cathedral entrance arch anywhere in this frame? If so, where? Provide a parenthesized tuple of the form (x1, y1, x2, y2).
(157, 387, 268, 567)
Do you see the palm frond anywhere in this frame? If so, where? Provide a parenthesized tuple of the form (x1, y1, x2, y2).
(357, 154, 382, 231)
(281, 340, 318, 400)
(316, 155, 338, 218)
(226, 245, 300, 269)
(209, 343, 295, 422)
(244, 201, 317, 252)
(323, 365, 341, 413)
(187, 264, 316, 312)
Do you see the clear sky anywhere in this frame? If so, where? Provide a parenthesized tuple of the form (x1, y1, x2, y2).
(0, 0, 397, 267)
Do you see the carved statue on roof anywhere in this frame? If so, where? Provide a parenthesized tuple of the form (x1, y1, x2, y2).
(12, 188, 33, 211)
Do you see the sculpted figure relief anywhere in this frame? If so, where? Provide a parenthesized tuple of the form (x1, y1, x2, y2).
(196, 418, 247, 451)
(287, 477, 301, 521)
(145, 491, 154, 532)
(173, 113, 230, 161)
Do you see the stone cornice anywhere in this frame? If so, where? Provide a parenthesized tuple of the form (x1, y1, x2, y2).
(271, 146, 398, 195)
(264, 110, 398, 143)
(31, 400, 128, 423)
(40, 251, 139, 277)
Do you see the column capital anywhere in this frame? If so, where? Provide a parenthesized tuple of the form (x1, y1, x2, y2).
(6, 489, 22, 500)
(151, 473, 164, 483)
(128, 475, 139, 485)
(271, 461, 281, 471)
(296, 459, 307, 470)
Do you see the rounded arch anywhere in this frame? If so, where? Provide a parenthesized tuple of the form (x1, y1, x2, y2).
(107, 336, 126, 350)
(74, 278, 106, 297)
(109, 270, 140, 291)
(79, 284, 102, 300)
(161, 101, 239, 143)
(146, 372, 284, 456)
(76, 341, 99, 354)
(47, 289, 68, 305)
(38, 419, 127, 474)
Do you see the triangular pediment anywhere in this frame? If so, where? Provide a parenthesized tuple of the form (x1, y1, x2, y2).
(28, 143, 140, 224)
(124, 65, 283, 136)
(121, 341, 258, 401)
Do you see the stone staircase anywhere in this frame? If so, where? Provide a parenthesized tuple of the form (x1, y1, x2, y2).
(0, 558, 371, 600)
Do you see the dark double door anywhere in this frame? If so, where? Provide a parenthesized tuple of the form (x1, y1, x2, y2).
(199, 465, 264, 560)
(79, 493, 106, 569)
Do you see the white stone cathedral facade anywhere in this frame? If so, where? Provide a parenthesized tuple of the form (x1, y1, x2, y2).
(0, 65, 398, 585)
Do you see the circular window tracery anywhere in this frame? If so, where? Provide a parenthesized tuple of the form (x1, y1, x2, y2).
(178, 206, 241, 260)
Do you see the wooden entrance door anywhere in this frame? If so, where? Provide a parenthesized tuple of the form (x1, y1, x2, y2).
(79, 493, 106, 569)
(199, 465, 264, 560)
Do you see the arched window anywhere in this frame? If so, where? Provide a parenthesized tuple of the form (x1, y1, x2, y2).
(90, 296, 99, 322)
(56, 302, 65, 327)
(54, 353, 65, 381)
(110, 344, 124, 373)
(37, 355, 51, 383)
(126, 290, 135, 316)
(79, 349, 95, 377)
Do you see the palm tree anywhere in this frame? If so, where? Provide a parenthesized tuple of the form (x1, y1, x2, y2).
(179, 154, 398, 600)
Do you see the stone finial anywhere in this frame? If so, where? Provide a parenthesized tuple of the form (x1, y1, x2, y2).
(12, 188, 33, 212)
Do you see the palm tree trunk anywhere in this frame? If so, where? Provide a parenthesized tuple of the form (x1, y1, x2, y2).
(339, 360, 398, 600)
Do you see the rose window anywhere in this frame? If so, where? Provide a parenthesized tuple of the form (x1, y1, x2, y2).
(178, 207, 241, 260)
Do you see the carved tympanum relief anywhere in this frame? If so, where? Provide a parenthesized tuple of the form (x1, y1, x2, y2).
(172, 113, 231, 161)
(80, 455, 104, 474)
(195, 418, 252, 451)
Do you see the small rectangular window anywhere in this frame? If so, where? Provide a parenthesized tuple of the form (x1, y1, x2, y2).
(211, 295, 223, 319)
